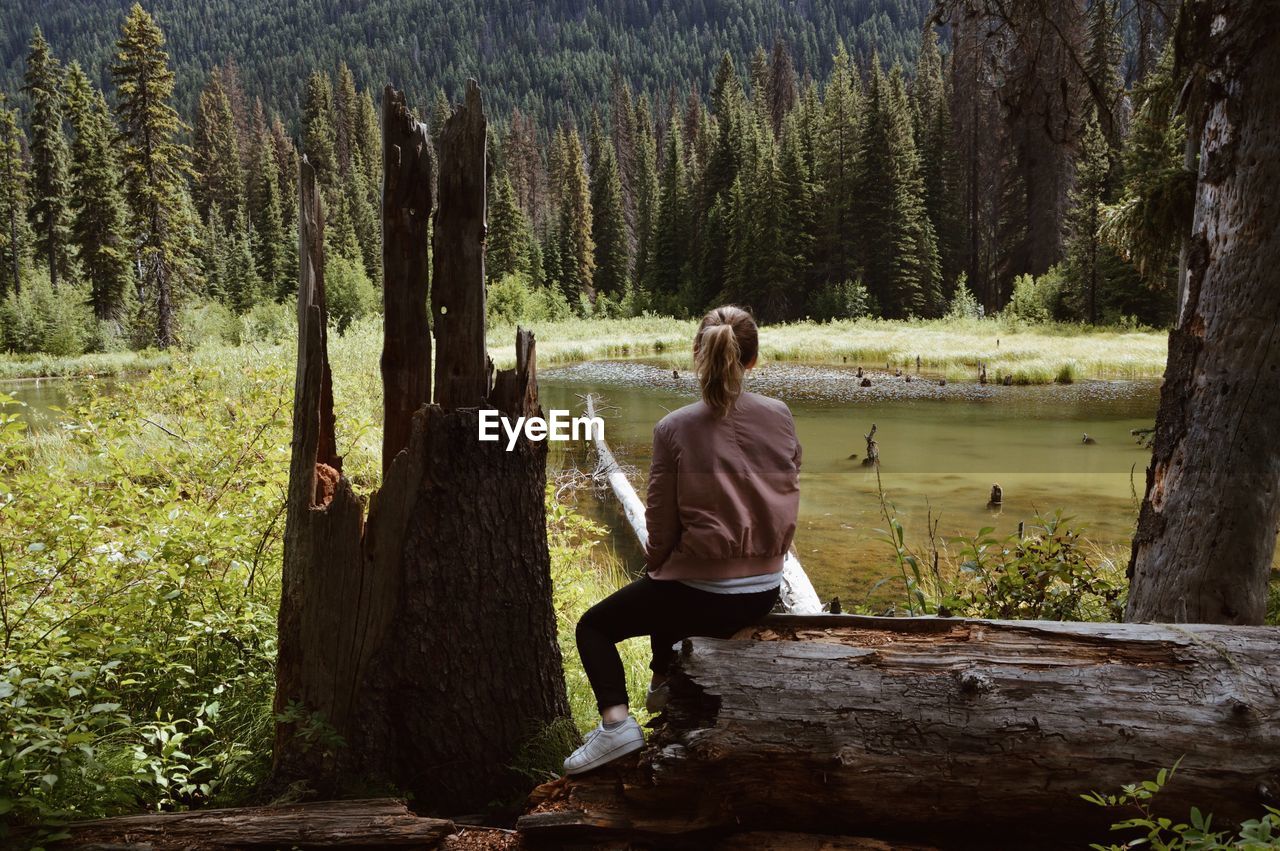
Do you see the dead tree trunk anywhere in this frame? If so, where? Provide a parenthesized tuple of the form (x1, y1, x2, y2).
(1126, 2, 1280, 624)
(380, 86, 434, 471)
(520, 615, 1280, 848)
(49, 799, 454, 850)
(274, 85, 568, 813)
(432, 79, 491, 409)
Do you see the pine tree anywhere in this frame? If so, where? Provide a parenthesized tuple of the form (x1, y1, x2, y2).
(590, 143, 628, 296)
(333, 63, 359, 178)
(23, 26, 74, 289)
(1065, 113, 1114, 324)
(631, 95, 659, 295)
(767, 38, 799, 137)
(815, 41, 860, 286)
(302, 70, 337, 191)
(0, 98, 31, 296)
(194, 67, 245, 224)
(227, 206, 262, 312)
(647, 113, 687, 303)
(65, 63, 133, 321)
(914, 28, 963, 299)
(488, 169, 533, 281)
(112, 3, 200, 348)
(1086, 0, 1126, 148)
(248, 123, 290, 301)
(555, 127, 595, 303)
(857, 60, 937, 317)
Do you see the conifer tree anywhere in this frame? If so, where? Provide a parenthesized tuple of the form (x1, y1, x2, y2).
(227, 206, 262, 312)
(302, 70, 337, 191)
(23, 26, 74, 288)
(248, 124, 290, 300)
(1065, 113, 1114, 324)
(488, 169, 533, 281)
(0, 98, 30, 296)
(913, 28, 963, 295)
(590, 143, 628, 296)
(65, 63, 133, 321)
(112, 3, 200, 348)
(194, 67, 245, 225)
(631, 95, 658, 293)
(1086, 0, 1126, 147)
(767, 38, 798, 137)
(857, 60, 937, 317)
(815, 41, 860, 286)
(333, 63, 360, 178)
(647, 113, 687, 303)
(555, 127, 595, 303)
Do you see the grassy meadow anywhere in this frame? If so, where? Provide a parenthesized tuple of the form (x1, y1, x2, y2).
(0, 314, 1170, 385)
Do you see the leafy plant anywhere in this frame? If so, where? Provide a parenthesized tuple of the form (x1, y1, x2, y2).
(1084, 762, 1280, 850)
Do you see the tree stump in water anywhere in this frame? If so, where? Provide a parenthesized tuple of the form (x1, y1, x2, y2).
(861, 423, 879, 467)
(273, 83, 568, 813)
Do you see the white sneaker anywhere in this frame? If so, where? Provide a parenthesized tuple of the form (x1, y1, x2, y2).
(644, 682, 670, 713)
(563, 716, 644, 775)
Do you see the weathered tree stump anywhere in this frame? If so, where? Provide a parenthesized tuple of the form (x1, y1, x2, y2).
(273, 84, 568, 813)
(519, 614, 1280, 849)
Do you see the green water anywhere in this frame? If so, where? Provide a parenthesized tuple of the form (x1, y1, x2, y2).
(4, 365, 1174, 606)
(539, 361, 1161, 606)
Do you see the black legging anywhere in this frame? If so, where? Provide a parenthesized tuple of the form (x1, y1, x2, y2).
(575, 574, 779, 711)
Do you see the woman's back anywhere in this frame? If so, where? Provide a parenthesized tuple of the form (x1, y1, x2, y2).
(644, 390, 801, 581)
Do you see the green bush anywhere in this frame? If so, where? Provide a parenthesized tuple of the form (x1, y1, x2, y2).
(1006, 272, 1056, 324)
(241, 300, 295, 345)
(325, 255, 379, 333)
(0, 271, 95, 356)
(881, 505, 1125, 622)
(487, 272, 535, 326)
(808, 279, 875, 322)
(945, 273, 984, 321)
(1085, 763, 1280, 850)
(177, 299, 242, 348)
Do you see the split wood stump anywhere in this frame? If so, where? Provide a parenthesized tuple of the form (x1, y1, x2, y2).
(273, 82, 568, 814)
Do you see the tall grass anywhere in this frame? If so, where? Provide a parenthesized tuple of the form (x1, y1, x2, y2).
(486, 314, 1168, 382)
(3, 314, 1167, 384)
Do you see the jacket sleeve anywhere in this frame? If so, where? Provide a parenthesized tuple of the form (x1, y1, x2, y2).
(644, 421, 680, 572)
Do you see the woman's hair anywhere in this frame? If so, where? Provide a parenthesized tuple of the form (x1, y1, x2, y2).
(693, 305, 759, 418)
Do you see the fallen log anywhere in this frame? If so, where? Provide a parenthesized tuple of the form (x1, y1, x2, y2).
(583, 394, 822, 614)
(519, 614, 1280, 849)
(49, 798, 454, 850)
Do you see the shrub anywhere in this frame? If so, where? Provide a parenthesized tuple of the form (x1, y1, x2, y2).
(325, 255, 379, 333)
(0, 271, 95, 356)
(1084, 763, 1280, 850)
(808, 279, 874, 322)
(1006, 273, 1053, 323)
(945, 273, 984, 321)
(488, 272, 535, 326)
(241, 300, 295, 345)
(178, 299, 241, 348)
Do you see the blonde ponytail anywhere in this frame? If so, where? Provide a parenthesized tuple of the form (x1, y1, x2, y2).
(694, 306, 758, 418)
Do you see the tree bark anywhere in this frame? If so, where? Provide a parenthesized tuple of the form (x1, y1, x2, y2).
(273, 157, 368, 788)
(274, 86, 569, 813)
(1126, 0, 1280, 624)
(433, 79, 491, 409)
(520, 614, 1280, 848)
(381, 86, 434, 472)
(48, 798, 454, 850)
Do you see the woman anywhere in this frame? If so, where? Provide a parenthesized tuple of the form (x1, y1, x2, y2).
(564, 305, 802, 775)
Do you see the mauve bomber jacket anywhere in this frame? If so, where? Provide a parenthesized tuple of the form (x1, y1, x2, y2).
(643, 391, 802, 581)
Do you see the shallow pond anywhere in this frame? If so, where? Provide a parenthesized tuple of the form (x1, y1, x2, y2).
(540, 361, 1161, 606)
(3, 364, 1200, 607)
